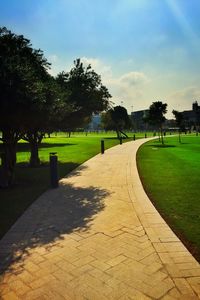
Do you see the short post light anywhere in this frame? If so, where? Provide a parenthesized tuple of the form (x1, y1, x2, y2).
(101, 140, 104, 154)
(49, 152, 58, 188)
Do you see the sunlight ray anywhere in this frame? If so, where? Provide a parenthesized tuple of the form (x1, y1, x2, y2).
(165, 0, 199, 44)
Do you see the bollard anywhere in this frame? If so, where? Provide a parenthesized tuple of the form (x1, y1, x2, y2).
(120, 137, 122, 145)
(133, 134, 136, 141)
(101, 140, 104, 154)
(49, 152, 58, 188)
(145, 133, 147, 138)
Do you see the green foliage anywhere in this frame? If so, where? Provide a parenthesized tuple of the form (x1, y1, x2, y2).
(56, 59, 112, 132)
(0, 27, 112, 177)
(0, 27, 51, 132)
(146, 101, 167, 144)
(147, 101, 167, 126)
(0, 27, 58, 183)
(101, 105, 131, 138)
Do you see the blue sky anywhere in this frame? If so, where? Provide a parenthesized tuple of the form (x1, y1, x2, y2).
(1, 0, 200, 116)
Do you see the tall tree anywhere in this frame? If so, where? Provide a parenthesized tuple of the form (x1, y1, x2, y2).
(101, 106, 131, 139)
(0, 27, 53, 185)
(22, 77, 64, 166)
(172, 110, 184, 143)
(146, 101, 167, 144)
(56, 59, 112, 134)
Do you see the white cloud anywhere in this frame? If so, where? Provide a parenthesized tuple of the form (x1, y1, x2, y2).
(80, 57, 148, 111)
(48, 54, 59, 63)
(106, 71, 148, 110)
(47, 55, 149, 112)
(118, 71, 147, 86)
(170, 86, 200, 101)
(80, 57, 112, 80)
(47, 54, 61, 76)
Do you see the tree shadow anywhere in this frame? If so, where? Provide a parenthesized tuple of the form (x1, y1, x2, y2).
(103, 137, 130, 140)
(0, 143, 77, 153)
(17, 143, 76, 152)
(147, 144, 176, 148)
(103, 137, 118, 140)
(0, 182, 110, 275)
(61, 164, 87, 178)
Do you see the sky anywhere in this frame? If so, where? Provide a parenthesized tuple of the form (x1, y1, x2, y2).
(1, 0, 200, 117)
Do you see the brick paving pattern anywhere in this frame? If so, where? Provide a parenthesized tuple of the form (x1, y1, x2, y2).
(0, 139, 200, 299)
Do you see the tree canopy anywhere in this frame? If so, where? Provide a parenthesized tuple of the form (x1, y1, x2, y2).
(56, 59, 112, 133)
(101, 105, 131, 138)
(0, 27, 112, 185)
(146, 101, 167, 144)
(172, 109, 184, 143)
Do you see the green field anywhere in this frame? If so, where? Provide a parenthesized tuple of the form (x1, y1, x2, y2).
(0, 131, 151, 239)
(137, 135, 200, 261)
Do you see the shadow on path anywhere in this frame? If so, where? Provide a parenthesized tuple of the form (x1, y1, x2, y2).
(0, 182, 110, 275)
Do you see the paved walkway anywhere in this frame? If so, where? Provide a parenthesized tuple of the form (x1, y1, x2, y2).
(0, 139, 200, 300)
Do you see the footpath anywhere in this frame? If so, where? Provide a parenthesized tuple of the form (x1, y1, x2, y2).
(0, 138, 200, 299)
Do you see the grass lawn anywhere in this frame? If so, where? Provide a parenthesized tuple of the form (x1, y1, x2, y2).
(0, 131, 152, 239)
(137, 135, 200, 261)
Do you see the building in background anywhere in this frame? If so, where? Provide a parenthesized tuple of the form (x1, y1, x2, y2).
(131, 109, 176, 132)
(182, 101, 200, 130)
(87, 114, 101, 131)
(131, 109, 149, 131)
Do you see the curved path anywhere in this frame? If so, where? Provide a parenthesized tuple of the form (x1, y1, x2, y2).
(0, 139, 200, 299)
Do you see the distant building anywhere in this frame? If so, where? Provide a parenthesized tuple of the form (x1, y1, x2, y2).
(131, 109, 150, 131)
(131, 109, 176, 131)
(164, 119, 177, 131)
(182, 101, 200, 128)
(87, 114, 101, 130)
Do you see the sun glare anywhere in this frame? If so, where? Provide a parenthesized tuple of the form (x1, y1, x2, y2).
(165, 0, 198, 43)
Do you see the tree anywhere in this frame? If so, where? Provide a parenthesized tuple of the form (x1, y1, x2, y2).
(172, 110, 184, 143)
(0, 27, 54, 185)
(101, 106, 131, 139)
(22, 77, 64, 166)
(146, 101, 167, 144)
(55, 59, 112, 135)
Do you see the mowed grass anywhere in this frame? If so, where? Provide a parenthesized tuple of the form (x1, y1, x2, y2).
(137, 135, 200, 261)
(0, 131, 151, 239)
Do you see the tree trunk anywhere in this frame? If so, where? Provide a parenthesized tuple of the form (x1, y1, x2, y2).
(29, 141, 40, 167)
(24, 132, 44, 167)
(0, 131, 17, 187)
(119, 130, 128, 138)
(160, 126, 164, 145)
(158, 131, 161, 142)
(179, 131, 181, 143)
(116, 129, 120, 139)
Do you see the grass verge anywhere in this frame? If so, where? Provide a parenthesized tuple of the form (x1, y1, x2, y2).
(137, 135, 200, 262)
